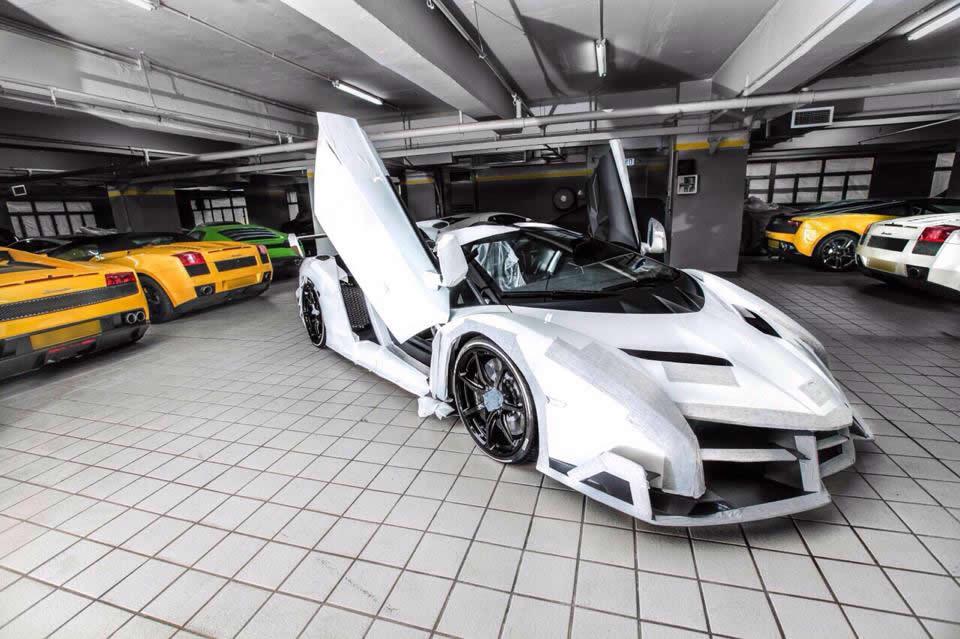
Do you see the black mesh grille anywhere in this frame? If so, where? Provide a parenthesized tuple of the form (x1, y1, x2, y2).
(214, 256, 257, 272)
(867, 236, 909, 252)
(185, 263, 210, 276)
(0, 282, 139, 321)
(340, 283, 371, 331)
(219, 228, 279, 241)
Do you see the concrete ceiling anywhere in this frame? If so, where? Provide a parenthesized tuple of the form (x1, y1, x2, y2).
(0, 0, 451, 120)
(447, 0, 779, 101)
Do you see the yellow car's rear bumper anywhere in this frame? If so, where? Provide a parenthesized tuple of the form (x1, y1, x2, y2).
(0, 309, 148, 380)
(167, 259, 273, 310)
(765, 231, 811, 257)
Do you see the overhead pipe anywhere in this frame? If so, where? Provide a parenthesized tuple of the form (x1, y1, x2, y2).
(6, 77, 960, 186)
(367, 77, 960, 142)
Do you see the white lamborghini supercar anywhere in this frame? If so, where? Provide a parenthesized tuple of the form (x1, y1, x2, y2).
(857, 209, 960, 296)
(298, 113, 871, 526)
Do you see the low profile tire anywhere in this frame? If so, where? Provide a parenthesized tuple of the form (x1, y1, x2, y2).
(813, 232, 859, 272)
(139, 275, 176, 323)
(300, 281, 326, 348)
(452, 337, 538, 464)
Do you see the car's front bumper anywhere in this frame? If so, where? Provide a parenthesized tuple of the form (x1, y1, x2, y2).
(545, 421, 872, 527)
(0, 309, 149, 380)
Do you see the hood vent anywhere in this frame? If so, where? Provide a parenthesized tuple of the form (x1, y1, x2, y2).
(737, 307, 780, 337)
(624, 350, 732, 367)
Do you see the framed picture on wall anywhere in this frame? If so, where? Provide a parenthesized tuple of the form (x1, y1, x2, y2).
(677, 174, 699, 195)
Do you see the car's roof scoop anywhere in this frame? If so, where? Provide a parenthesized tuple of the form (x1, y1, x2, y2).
(586, 140, 641, 250)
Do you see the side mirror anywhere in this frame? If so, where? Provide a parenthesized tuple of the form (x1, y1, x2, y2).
(642, 219, 667, 255)
(436, 233, 468, 288)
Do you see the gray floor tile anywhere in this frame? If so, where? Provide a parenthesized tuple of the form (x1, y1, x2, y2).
(380, 570, 452, 628)
(515, 550, 576, 602)
(501, 595, 570, 639)
(142, 570, 227, 626)
(637, 572, 706, 631)
(186, 581, 269, 637)
(49, 601, 133, 639)
(439, 582, 509, 639)
(771, 594, 855, 639)
(237, 592, 318, 639)
(406, 532, 469, 578)
(702, 582, 780, 639)
(328, 560, 400, 614)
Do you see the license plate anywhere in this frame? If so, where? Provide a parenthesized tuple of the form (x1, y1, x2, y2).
(226, 275, 258, 290)
(767, 239, 780, 249)
(868, 258, 898, 274)
(30, 320, 101, 350)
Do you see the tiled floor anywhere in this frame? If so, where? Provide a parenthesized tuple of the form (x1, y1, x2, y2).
(0, 261, 958, 639)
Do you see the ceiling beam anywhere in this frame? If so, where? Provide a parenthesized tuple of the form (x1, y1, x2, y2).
(713, 0, 933, 97)
(279, 0, 516, 119)
(0, 22, 316, 144)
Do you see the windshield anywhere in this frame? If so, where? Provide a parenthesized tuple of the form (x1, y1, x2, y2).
(924, 200, 960, 213)
(469, 227, 678, 295)
(48, 233, 193, 261)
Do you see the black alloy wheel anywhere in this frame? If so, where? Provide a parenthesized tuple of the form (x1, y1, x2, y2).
(139, 275, 176, 323)
(452, 338, 537, 463)
(815, 232, 858, 272)
(301, 282, 326, 347)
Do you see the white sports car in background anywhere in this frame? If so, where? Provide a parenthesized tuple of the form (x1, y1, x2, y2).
(857, 210, 960, 296)
(298, 112, 871, 526)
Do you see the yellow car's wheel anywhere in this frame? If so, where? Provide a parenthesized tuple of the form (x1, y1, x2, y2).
(139, 275, 177, 323)
(814, 232, 859, 272)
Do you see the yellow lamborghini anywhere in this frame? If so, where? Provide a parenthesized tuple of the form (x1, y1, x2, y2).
(47, 232, 273, 322)
(764, 199, 939, 271)
(0, 247, 149, 379)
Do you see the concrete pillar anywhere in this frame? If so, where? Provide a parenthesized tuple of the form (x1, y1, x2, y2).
(108, 187, 181, 232)
(245, 176, 290, 230)
(668, 133, 749, 273)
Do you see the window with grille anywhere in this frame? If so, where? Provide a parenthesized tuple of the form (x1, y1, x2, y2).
(287, 190, 299, 221)
(746, 157, 874, 205)
(931, 152, 955, 197)
(5, 200, 100, 238)
(189, 193, 248, 226)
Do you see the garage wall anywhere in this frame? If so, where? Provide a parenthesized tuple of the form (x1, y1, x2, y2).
(669, 138, 749, 273)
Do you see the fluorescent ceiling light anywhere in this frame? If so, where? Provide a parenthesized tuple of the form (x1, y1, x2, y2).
(744, 0, 873, 96)
(908, 4, 960, 39)
(595, 38, 607, 78)
(122, 0, 159, 10)
(332, 80, 383, 106)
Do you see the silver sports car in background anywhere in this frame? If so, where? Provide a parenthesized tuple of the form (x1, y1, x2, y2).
(298, 112, 871, 526)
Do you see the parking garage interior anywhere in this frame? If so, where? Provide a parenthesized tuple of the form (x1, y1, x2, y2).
(0, 1, 959, 638)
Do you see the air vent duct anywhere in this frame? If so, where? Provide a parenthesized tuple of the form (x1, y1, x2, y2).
(791, 106, 834, 129)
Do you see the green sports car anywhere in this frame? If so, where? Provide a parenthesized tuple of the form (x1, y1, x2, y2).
(188, 223, 303, 275)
